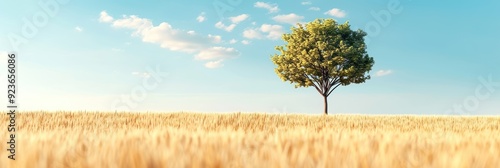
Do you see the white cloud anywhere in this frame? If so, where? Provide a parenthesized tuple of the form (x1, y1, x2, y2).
(260, 24, 284, 40)
(100, 11, 239, 68)
(215, 14, 249, 32)
(375, 70, 393, 77)
(243, 24, 284, 40)
(272, 13, 304, 25)
(301, 1, 312, 5)
(208, 34, 222, 43)
(196, 12, 206, 22)
(99, 11, 114, 23)
(254, 2, 279, 13)
(324, 8, 347, 18)
(75, 26, 83, 32)
(132, 72, 151, 78)
(243, 28, 263, 39)
(309, 7, 320, 11)
(205, 60, 224, 69)
(111, 15, 153, 32)
(215, 21, 237, 32)
(252, 22, 256, 25)
(195, 47, 239, 61)
(230, 14, 249, 24)
(229, 39, 238, 44)
(141, 23, 207, 52)
(241, 40, 251, 45)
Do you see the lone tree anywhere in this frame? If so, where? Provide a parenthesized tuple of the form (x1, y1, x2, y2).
(271, 19, 374, 115)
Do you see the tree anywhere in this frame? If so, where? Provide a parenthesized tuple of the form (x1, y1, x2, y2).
(271, 18, 374, 115)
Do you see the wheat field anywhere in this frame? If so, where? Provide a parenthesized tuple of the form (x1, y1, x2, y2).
(1, 112, 499, 168)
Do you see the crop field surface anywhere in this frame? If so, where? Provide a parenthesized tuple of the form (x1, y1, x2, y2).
(1, 112, 500, 168)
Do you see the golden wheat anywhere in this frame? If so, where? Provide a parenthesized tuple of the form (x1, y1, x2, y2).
(1, 112, 499, 168)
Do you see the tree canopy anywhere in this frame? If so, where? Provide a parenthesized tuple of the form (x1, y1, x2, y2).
(271, 18, 374, 114)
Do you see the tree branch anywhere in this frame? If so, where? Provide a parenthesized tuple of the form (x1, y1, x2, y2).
(328, 77, 340, 88)
(304, 74, 323, 94)
(327, 83, 342, 97)
(306, 74, 321, 87)
(312, 81, 323, 94)
(322, 68, 329, 96)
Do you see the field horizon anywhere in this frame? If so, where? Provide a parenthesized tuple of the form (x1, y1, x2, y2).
(2, 111, 500, 168)
(7, 110, 500, 116)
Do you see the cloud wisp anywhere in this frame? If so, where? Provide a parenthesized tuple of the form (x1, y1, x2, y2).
(272, 13, 305, 25)
(243, 24, 284, 40)
(375, 70, 393, 77)
(75, 26, 83, 32)
(215, 14, 249, 32)
(99, 11, 239, 68)
(254, 2, 279, 13)
(196, 12, 206, 22)
(324, 8, 347, 18)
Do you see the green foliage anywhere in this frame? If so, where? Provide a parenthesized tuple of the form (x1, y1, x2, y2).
(271, 18, 374, 97)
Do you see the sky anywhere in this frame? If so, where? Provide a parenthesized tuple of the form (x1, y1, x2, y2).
(0, 0, 499, 115)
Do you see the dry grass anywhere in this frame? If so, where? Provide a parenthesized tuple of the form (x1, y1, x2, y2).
(1, 112, 500, 168)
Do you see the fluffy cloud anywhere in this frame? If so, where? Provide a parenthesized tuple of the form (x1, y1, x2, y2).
(101, 11, 238, 68)
(254, 2, 279, 13)
(215, 22, 237, 32)
(75, 26, 83, 32)
(309, 7, 320, 11)
(215, 14, 249, 32)
(375, 70, 393, 77)
(241, 40, 251, 45)
(229, 39, 238, 44)
(195, 47, 239, 61)
(301, 1, 311, 5)
(324, 8, 347, 18)
(112, 15, 153, 31)
(230, 14, 249, 24)
(208, 34, 222, 43)
(272, 13, 304, 25)
(205, 60, 224, 69)
(260, 24, 284, 40)
(243, 28, 263, 39)
(99, 11, 113, 23)
(243, 24, 284, 40)
(196, 12, 206, 22)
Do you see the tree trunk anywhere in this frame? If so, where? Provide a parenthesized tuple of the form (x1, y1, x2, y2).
(323, 95, 328, 115)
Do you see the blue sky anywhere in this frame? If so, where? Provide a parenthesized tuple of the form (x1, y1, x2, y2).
(1, 0, 499, 115)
